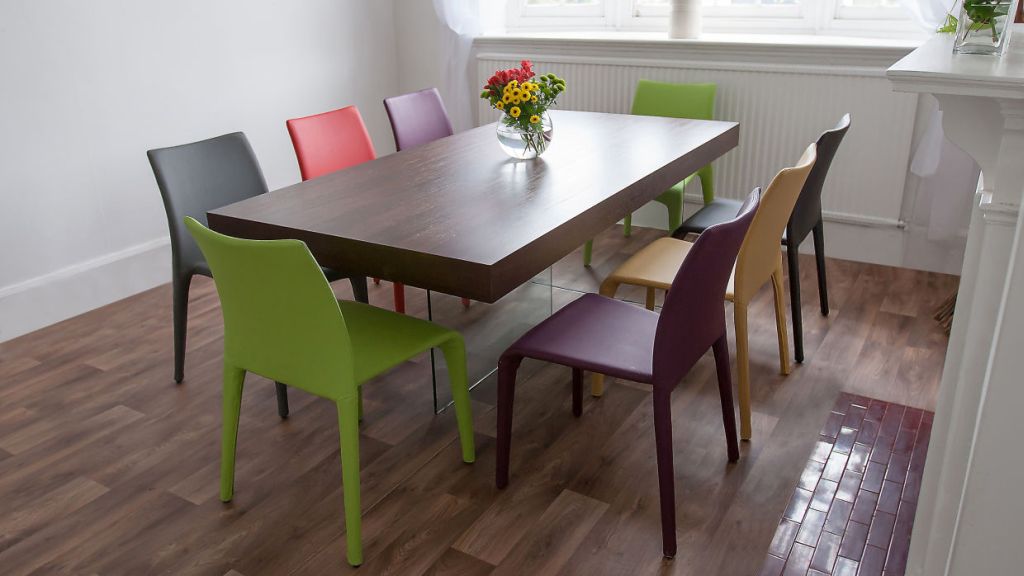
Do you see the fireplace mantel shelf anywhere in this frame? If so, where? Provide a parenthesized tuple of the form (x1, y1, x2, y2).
(888, 34, 1024, 98)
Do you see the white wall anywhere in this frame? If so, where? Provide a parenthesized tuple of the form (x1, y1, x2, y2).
(0, 0, 399, 342)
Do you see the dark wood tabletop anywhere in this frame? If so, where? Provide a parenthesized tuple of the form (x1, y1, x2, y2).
(208, 110, 739, 302)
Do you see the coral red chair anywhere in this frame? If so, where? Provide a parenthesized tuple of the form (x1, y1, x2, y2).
(287, 106, 409, 312)
(287, 105, 376, 181)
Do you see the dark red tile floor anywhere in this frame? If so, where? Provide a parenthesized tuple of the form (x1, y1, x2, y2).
(759, 393, 933, 576)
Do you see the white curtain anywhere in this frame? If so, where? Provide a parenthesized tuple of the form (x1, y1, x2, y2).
(431, 0, 484, 131)
(900, 0, 958, 30)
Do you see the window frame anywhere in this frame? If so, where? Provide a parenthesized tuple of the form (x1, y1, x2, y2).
(506, 0, 922, 38)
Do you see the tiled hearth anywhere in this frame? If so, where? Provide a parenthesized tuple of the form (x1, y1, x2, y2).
(759, 394, 933, 576)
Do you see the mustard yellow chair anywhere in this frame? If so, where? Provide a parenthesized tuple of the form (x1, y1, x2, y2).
(593, 144, 817, 440)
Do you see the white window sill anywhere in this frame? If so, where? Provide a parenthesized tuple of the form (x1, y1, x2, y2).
(480, 30, 924, 51)
(474, 31, 926, 70)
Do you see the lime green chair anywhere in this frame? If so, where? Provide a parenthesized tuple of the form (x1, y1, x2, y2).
(583, 80, 716, 266)
(184, 217, 475, 567)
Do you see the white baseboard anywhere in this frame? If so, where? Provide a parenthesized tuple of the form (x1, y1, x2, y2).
(0, 238, 171, 343)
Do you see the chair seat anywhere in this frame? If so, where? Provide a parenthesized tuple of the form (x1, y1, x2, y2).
(675, 197, 789, 243)
(606, 237, 738, 301)
(338, 300, 457, 384)
(672, 198, 743, 239)
(507, 293, 657, 383)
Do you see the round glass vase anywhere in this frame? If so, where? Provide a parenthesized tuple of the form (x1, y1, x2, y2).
(953, 0, 1017, 55)
(496, 112, 553, 160)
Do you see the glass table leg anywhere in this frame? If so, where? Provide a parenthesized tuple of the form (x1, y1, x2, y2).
(427, 267, 554, 414)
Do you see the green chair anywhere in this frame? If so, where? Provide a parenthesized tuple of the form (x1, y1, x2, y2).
(583, 80, 716, 266)
(184, 217, 475, 567)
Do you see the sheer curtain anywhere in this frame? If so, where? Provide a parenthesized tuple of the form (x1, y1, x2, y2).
(899, 0, 956, 30)
(431, 0, 500, 131)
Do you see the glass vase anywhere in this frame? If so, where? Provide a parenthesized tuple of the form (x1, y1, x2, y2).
(496, 112, 553, 160)
(953, 0, 1018, 55)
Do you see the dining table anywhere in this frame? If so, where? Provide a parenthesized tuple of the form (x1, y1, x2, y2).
(208, 110, 740, 411)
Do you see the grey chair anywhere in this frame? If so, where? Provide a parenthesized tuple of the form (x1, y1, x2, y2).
(148, 132, 369, 416)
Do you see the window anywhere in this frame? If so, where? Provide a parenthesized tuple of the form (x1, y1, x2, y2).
(507, 0, 918, 37)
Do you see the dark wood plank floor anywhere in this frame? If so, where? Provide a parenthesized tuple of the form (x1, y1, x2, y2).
(0, 226, 955, 575)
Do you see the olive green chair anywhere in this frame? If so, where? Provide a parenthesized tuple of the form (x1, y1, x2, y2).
(184, 217, 475, 567)
(583, 80, 716, 266)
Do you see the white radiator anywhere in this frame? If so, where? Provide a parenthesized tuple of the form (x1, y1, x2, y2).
(475, 41, 918, 229)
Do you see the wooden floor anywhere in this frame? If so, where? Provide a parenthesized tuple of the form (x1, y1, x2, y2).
(0, 226, 956, 575)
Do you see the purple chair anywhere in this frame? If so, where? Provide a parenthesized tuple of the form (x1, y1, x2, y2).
(383, 87, 470, 309)
(495, 188, 761, 558)
(383, 87, 456, 151)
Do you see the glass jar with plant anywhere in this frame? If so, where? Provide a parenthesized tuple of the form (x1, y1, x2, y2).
(941, 0, 1019, 55)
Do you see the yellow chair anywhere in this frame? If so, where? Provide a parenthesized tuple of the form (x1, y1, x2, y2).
(593, 144, 817, 440)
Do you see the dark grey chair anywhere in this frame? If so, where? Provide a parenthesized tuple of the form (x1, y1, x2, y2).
(148, 132, 368, 416)
(673, 114, 851, 363)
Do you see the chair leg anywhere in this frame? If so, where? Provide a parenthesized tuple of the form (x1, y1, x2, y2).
(698, 164, 715, 205)
(652, 387, 677, 558)
(275, 382, 289, 419)
(439, 336, 476, 463)
(583, 240, 594, 267)
(393, 283, 406, 314)
(220, 365, 245, 503)
(735, 302, 752, 441)
(771, 261, 792, 377)
(787, 242, 805, 364)
(623, 213, 632, 237)
(496, 354, 523, 489)
(337, 397, 363, 567)
(712, 335, 740, 462)
(591, 278, 624, 398)
(350, 276, 369, 304)
(664, 190, 684, 234)
(645, 287, 657, 311)
(172, 272, 193, 384)
(813, 221, 830, 316)
(572, 368, 583, 417)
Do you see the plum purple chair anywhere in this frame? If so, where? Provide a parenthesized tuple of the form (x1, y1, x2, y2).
(495, 188, 761, 558)
(383, 87, 470, 310)
(383, 87, 455, 151)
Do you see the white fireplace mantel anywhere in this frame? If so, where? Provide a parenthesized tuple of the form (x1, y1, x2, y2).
(887, 34, 1024, 576)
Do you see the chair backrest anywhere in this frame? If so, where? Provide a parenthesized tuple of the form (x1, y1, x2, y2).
(383, 87, 455, 151)
(148, 132, 269, 277)
(733, 144, 817, 303)
(286, 105, 377, 181)
(653, 188, 760, 388)
(631, 79, 716, 121)
(184, 217, 355, 400)
(788, 114, 851, 244)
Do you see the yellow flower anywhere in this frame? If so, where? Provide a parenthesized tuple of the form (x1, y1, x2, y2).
(531, 96, 538, 103)
(501, 93, 512, 104)
(529, 115, 541, 124)
(495, 101, 505, 110)
(509, 79, 518, 88)
(509, 106, 521, 118)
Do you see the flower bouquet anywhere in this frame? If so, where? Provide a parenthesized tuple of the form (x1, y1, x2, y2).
(480, 60, 566, 159)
